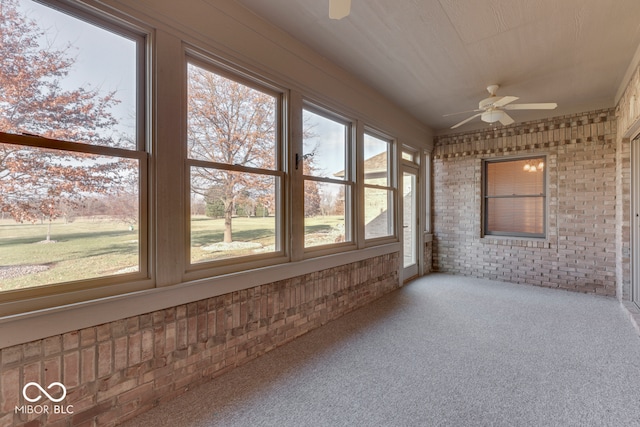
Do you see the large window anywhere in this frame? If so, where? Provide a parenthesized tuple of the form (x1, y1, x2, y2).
(363, 132, 395, 239)
(302, 106, 353, 248)
(484, 157, 546, 237)
(187, 60, 284, 265)
(0, 0, 146, 294)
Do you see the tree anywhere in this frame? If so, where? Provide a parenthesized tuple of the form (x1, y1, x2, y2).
(187, 63, 323, 243)
(0, 0, 130, 237)
(304, 179, 322, 217)
(188, 64, 277, 243)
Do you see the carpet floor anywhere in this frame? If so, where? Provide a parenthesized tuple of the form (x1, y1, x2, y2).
(121, 274, 640, 426)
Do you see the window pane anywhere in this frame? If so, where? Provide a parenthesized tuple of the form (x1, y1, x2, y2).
(303, 109, 348, 180)
(364, 187, 393, 239)
(190, 167, 279, 263)
(187, 63, 277, 169)
(403, 171, 417, 267)
(0, 1, 138, 149)
(486, 158, 545, 196)
(0, 144, 139, 291)
(402, 151, 415, 162)
(486, 197, 544, 235)
(364, 134, 391, 186)
(304, 181, 349, 247)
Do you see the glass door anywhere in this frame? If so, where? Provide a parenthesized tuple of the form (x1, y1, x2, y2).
(402, 168, 418, 279)
(633, 136, 640, 309)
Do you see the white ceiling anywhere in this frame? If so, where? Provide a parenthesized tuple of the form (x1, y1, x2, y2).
(235, 0, 640, 133)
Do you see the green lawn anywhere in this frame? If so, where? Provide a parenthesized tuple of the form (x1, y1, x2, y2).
(190, 214, 345, 262)
(0, 215, 345, 291)
(190, 215, 278, 263)
(0, 218, 138, 291)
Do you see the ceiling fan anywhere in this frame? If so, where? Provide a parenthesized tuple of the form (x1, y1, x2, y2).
(446, 85, 558, 129)
(329, 0, 351, 19)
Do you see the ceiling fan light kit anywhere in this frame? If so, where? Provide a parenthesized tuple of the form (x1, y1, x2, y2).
(447, 85, 557, 129)
(481, 110, 507, 124)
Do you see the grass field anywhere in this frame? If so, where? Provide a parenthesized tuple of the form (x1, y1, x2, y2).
(190, 215, 278, 263)
(190, 215, 345, 262)
(0, 218, 139, 291)
(0, 215, 345, 291)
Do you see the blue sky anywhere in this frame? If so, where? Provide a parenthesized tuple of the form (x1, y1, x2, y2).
(20, 0, 137, 142)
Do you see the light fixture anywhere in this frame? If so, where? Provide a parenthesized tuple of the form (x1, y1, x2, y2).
(481, 110, 505, 124)
(523, 159, 544, 172)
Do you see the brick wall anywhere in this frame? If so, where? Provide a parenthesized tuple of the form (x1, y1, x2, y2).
(424, 237, 433, 275)
(0, 252, 399, 427)
(432, 109, 617, 295)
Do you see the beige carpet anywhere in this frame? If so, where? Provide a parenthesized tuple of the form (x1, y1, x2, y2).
(122, 274, 640, 426)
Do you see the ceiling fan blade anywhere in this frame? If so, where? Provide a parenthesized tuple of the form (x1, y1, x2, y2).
(504, 102, 558, 110)
(499, 112, 514, 126)
(451, 113, 483, 129)
(329, 0, 351, 19)
(443, 109, 482, 117)
(493, 96, 519, 107)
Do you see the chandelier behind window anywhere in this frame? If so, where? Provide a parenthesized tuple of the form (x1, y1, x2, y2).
(523, 160, 544, 172)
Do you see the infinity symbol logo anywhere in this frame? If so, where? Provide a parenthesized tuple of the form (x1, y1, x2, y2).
(22, 382, 67, 403)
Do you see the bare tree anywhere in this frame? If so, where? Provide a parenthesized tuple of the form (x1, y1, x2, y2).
(0, 0, 131, 239)
(188, 64, 277, 243)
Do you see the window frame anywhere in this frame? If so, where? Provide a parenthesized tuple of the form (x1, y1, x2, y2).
(184, 54, 288, 275)
(483, 155, 547, 239)
(362, 128, 397, 243)
(0, 0, 151, 314)
(423, 149, 432, 235)
(301, 102, 356, 253)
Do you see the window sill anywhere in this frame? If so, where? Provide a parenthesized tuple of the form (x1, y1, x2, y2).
(480, 236, 551, 248)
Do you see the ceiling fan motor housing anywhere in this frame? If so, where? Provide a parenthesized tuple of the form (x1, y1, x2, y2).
(479, 96, 502, 110)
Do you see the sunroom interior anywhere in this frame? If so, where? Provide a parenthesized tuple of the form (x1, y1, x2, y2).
(2, 0, 640, 425)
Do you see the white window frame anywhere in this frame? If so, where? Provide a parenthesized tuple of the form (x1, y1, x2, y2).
(301, 101, 356, 255)
(184, 54, 288, 277)
(362, 128, 397, 244)
(0, 0, 151, 316)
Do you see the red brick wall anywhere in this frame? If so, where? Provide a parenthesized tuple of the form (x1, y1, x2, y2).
(432, 109, 618, 295)
(0, 253, 399, 427)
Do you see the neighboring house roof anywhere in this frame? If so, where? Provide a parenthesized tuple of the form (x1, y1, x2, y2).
(334, 151, 388, 178)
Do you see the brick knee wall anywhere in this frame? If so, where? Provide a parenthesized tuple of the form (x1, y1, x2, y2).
(0, 252, 399, 427)
(433, 109, 619, 296)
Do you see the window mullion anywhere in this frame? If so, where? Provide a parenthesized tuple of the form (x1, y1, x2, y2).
(290, 91, 305, 261)
(0, 132, 144, 159)
(187, 158, 283, 177)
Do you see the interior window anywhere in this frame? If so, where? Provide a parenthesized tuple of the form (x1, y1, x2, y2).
(484, 157, 546, 237)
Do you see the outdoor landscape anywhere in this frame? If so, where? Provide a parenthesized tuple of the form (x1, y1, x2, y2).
(0, 0, 349, 293)
(0, 214, 346, 291)
(0, 217, 138, 291)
